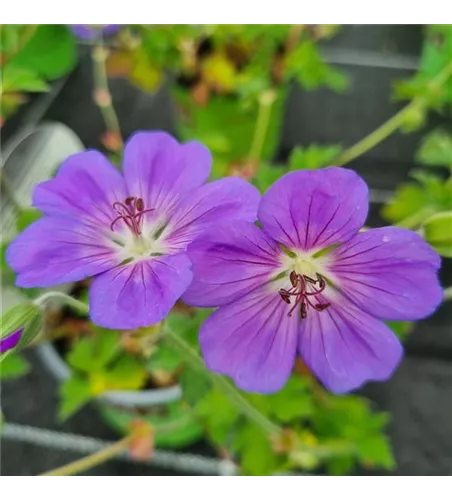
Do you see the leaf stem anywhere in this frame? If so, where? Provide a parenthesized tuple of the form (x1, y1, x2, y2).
(34, 292, 89, 316)
(248, 89, 277, 166)
(91, 35, 123, 148)
(164, 326, 280, 436)
(40, 435, 133, 476)
(334, 62, 452, 166)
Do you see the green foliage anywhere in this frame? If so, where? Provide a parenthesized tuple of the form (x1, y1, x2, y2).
(284, 40, 349, 92)
(416, 129, 452, 168)
(0, 352, 31, 380)
(1, 25, 77, 121)
(2, 66, 49, 93)
(394, 25, 452, 109)
(16, 208, 42, 232)
(312, 394, 395, 473)
(58, 328, 149, 420)
(422, 211, 452, 257)
(173, 88, 286, 177)
(6, 25, 77, 80)
(232, 424, 279, 476)
(289, 144, 342, 171)
(180, 367, 212, 406)
(59, 375, 93, 421)
(382, 171, 452, 228)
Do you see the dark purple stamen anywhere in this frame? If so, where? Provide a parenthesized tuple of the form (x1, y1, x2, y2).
(110, 196, 155, 235)
(278, 271, 330, 319)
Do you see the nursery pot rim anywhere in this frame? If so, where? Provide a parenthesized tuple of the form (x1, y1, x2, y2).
(36, 341, 183, 409)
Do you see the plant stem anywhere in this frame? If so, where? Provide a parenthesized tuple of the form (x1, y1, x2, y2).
(34, 291, 89, 316)
(444, 287, 452, 301)
(248, 89, 277, 166)
(91, 36, 123, 147)
(164, 326, 280, 436)
(335, 62, 452, 166)
(40, 435, 133, 476)
(0, 171, 24, 215)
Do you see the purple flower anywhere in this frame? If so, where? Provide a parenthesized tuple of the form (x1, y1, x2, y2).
(7, 131, 259, 330)
(69, 25, 121, 40)
(184, 167, 443, 394)
(0, 328, 23, 354)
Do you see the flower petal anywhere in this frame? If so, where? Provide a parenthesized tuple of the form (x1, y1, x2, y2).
(164, 177, 260, 251)
(258, 167, 368, 251)
(7, 217, 120, 288)
(33, 151, 127, 228)
(123, 131, 212, 219)
(89, 254, 193, 329)
(183, 221, 280, 307)
(325, 227, 443, 321)
(0, 328, 23, 354)
(298, 296, 403, 394)
(200, 287, 299, 393)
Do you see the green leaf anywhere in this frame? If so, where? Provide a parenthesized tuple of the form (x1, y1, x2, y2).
(196, 388, 240, 444)
(381, 183, 431, 226)
(99, 355, 147, 392)
(232, 424, 278, 475)
(2, 66, 49, 93)
(356, 435, 395, 470)
(417, 129, 452, 168)
(267, 377, 314, 422)
(422, 211, 452, 257)
(386, 321, 414, 341)
(284, 40, 349, 92)
(58, 375, 92, 421)
(67, 330, 120, 373)
(8, 25, 77, 80)
(180, 367, 211, 406)
(147, 342, 183, 374)
(16, 208, 42, 232)
(0, 352, 30, 380)
(289, 144, 342, 171)
(254, 163, 288, 192)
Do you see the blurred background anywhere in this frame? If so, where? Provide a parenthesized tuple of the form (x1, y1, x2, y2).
(1, 24, 451, 476)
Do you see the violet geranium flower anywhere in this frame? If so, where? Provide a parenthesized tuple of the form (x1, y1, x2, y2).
(0, 328, 23, 354)
(183, 167, 443, 394)
(7, 132, 260, 330)
(69, 25, 121, 40)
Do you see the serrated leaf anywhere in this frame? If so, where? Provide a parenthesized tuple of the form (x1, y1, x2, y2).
(58, 375, 92, 421)
(381, 183, 431, 226)
(180, 366, 211, 406)
(196, 388, 239, 444)
(284, 40, 349, 92)
(422, 211, 452, 257)
(267, 377, 314, 422)
(67, 330, 120, 373)
(417, 129, 452, 168)
(356, 435, 395, 470)
(232, 424, 278, 475)
(101, 355, 147, 392)
(0, 352, 30, 379)
(8, 25, 77, 80)
(289, 144, 342, 171)
(146, 343, 182, 373)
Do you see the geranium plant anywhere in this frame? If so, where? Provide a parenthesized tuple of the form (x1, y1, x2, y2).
(1, 24, 451, 476)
